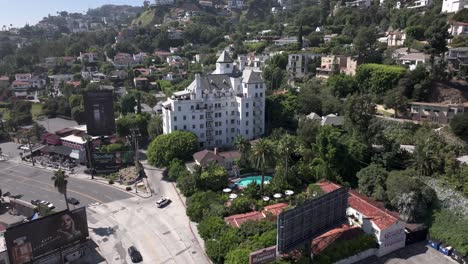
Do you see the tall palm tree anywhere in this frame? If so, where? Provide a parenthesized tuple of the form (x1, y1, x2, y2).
(51, 169, 69, 210)
(233, 135, 251, 168)
(278, 134, 297, 177)
(252, 139, 276, 194)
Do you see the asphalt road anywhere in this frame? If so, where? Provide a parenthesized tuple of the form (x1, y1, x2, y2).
(0, 161, 133, 211)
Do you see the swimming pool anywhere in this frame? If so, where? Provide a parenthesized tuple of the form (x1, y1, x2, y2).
(236, 176, 272, 188)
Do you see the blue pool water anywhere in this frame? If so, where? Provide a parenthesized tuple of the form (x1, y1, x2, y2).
(236, 176, 272, 188)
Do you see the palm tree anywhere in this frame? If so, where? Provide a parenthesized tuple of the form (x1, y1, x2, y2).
(51, 169, 69, 210)
(278, 134, 297, 177)
(233, 135, 251, 168)
(251, 139, 276, 194)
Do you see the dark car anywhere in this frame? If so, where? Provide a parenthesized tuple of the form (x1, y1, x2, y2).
(30, 199, 41, 206)
(67, 197, 80, 205)
(128, 246, 143, 263)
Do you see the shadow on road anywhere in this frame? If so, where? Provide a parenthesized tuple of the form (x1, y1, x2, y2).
(90, 226, 116, 237)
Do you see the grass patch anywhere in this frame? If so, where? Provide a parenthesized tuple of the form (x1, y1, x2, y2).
(31, 103, 43, 119)
(0, 108, 10, 120)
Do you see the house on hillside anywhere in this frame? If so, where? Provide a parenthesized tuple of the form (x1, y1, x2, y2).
(345, 0, 372, 8)
(316, 56, 358, 79)
(387, 30, 406, 47)
(409, 101, 468, 124)
(395, 52, 430, 70)
(447, 47, 468, 70)
(192, 148, 241, 175)
(449, 21, 468, 38)
(286, 53, 320, 79)
(406, 0, 432, 8)
(317, 181, 406, 257)
(441, 0, 468, 13)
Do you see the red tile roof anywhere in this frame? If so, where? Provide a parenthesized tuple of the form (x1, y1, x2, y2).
(317, 181, 401, 230)
(225, 203, 288, 228)
(311, 224, 364, 255)
(0, 76, 9, 81)
(218, 150, 241, 160)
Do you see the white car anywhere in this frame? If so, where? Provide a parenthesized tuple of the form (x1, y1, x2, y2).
(20, 144, 32, 151)
(40, 201, 55, 209)
(156, 197, 170, 208)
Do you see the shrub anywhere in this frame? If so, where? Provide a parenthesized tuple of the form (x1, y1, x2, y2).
(126, 186, 132, 191)
(147, 131, 198, 167)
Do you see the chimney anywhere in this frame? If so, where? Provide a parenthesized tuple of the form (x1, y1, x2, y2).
(214, 148, 218, 155)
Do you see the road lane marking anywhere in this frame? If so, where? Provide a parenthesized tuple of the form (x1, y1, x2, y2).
(0, 168, 105, 204)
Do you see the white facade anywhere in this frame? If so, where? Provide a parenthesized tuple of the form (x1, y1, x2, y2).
(153, 0, 175, 5)
(407, 0, 432, 8)
(442, 0, 468, 13)
(162, 51, 265, 148)
(287, 53, 320, 79)
(345, 0, 372, 8)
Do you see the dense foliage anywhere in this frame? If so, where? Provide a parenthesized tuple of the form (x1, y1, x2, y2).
(147, 131, 198, 167)
(429, 210, 468, 255)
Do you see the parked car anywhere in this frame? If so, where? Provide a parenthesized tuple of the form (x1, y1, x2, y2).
(67, 197, 80, 205)
(427, 239, 442, 250)
(451, 250, 467, 264)
(128, 246, 143, 263)
(156, 197, 171, 208)
(30, 199, 41, 206)
(439, 244, 453, 256)
(20, 144, 32, 151)
(17, 144, 23, 149)
(40, 201, 55, 209)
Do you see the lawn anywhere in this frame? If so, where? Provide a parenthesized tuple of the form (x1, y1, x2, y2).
(31, 103, 43, 119)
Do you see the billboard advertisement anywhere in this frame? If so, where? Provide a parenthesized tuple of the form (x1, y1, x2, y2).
(249, 246, 276, 264)
(92, 151, 134, 170)
(277, 187, 348, 253)
(84, 90, 116, 136)
(5, 208, 89, 264)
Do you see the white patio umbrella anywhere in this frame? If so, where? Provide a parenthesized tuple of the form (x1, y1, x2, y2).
(229, 193, 238, 199)
(285, 190, 294, 196)
(273, 193, 282, 199)
(262, 196, 270, 202)
(223, 188, 232, 193)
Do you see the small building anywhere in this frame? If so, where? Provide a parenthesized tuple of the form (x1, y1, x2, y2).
(316, 56, 358, 79)
(317, 181, 406, 257)
(192, 148, 241, 175)
(306, 112, 322, 121)
(409, 101, 468, 124)
(78, 52, 99, 63)
(447, 47, 468, 70)
(224, 203, 288, 228)
(449, 21, 468, 38)
(286, 53, 320, 79)
(441, 0, 468, 13)
(387, 30, 406, 47)
(324, 34, 338, 43)
(406, 0, 432, 8)
(134, 77, 149, 89)
(396, 52, 430, 70)
(345, 0, 372, 8)
(0, 76, 9, 88)
(392, 48, 421, 60)
(321, 114, 344, 127)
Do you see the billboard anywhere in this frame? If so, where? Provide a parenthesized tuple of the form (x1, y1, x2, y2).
(249, 246, 276, 264)
(92, 151, 134, 170)
(5, 208, 89, 264)
(83, 90, 116, 136)
(277, 187, 348, 253)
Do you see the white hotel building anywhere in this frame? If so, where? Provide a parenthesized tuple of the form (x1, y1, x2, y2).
(162, 51, 265, 148)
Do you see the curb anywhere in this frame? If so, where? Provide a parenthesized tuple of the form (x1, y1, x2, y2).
(14, 160, 152, 199)
(171, 182, 211, 264)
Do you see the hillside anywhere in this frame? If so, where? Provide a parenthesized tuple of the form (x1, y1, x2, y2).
(132, 2, 206, 27)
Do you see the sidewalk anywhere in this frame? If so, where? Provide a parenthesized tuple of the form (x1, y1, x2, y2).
(13, 158, 152, 199)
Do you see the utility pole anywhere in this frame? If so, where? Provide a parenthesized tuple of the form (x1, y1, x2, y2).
(26, 133, 35, 166)
(84, 136, 94, 180)
(130, 128, 141, 193)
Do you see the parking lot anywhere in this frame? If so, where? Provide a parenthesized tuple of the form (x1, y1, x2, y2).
(359, 242, 458, 264)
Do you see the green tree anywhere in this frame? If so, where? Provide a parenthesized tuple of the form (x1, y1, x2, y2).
(167, 159, 186, 182)
(147, 115, 163, 141)
(326, 74, 358, 98)
(425, 19, 450, 59)
(120, 94, 136, 116)
(176, 171, 198, 197)
(251, 139, 276, 194)
(187, 191, 224, 222)
(51, 169, 69, 211)
(233, 135, 251, 169)
(356, 64, 406, 95)
(277, 134, 297, 177)
(198, 217, 229, 241)
(344, 94, 376, 138)
(206, 228, 241, 264)
(386, 169, 436, 222)
(225, 249, 250, 264)
(357, 163, 388, 201)
(383, 87, 408, 118)
(353, 27, 377, 59)
(147, 131, 198, 167)
(200, 163, 229, 192)
(450, 114, 468, 140)
(230, 196, 254, 215)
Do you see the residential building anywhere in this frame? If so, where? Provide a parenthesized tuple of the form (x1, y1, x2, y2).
(133, 52, 148, 64)
(447, 47, 468, 70)
(11, 80, 31, 90)
(407, 0, 432, 8)
(192, 148, 241, 175)
(11, 74, 45, 90)
(167, 28, 184, 40)
(153, 0, 175, 5)
(345, 0, 372, 8)
(113, 53, 139, 68)
(161, 51, 265, 148)
(0, 76, 9, 88)
(15, 73, 32, 82)
(387, 30, 406, 47)
(134, 77, 149, 89)
(224, 203, 288, 228)
(442, 0, 468, 13)
(237, 53, 270, 71)
(78, 52, 99, 63)
(409, 101, 468, 124)
(321, 114, 344, 126)
(316, 56, 358, 79)
(396, 52, 430, 70)
(449, 21, 468, 37)
(48, 74, 73, 85)
(392, 48, 421, 60)
(318, 181, 406, 257)
(199, 0, 213, 7)
(324, 33, 338, 43)
(228, 0, 244, 9)
(286, 53, 320, 79)
(274, 36, 305, 47)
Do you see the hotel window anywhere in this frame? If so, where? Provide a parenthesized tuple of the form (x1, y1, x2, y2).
(192, 115, 195, 120)
(174, 116, 177, 121)
(178, 106, 181, 111)
(183, 116, 186, 121)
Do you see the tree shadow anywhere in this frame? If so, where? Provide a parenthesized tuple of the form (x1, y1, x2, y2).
(90, 226, 116, 237)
